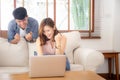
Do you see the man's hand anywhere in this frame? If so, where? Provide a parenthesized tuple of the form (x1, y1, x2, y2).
(10, 33, 20, 44)
(25, 32, 32, 41)
(14, 33, 20, 42)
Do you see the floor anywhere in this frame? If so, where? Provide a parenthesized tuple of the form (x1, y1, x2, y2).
(99, 74, 118, 80)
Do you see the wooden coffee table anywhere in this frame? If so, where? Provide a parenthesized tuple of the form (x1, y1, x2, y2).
(0, 71, 105, 80)
(99, 50, 119, 80)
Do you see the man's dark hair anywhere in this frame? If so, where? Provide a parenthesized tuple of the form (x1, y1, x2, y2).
(13, 7, 27, 20)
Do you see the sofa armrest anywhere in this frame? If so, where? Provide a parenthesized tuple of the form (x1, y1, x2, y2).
(73, 48, 104, 72)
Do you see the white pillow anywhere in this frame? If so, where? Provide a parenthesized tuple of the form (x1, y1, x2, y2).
(63, 31, 81, 64)
(0, 38, 29, 67)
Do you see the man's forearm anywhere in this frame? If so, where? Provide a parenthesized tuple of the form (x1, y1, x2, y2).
(10, 39, 19, 44)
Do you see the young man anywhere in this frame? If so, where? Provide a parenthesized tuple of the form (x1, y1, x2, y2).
(8, 7, 39, 44)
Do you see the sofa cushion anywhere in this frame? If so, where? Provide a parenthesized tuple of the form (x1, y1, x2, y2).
(28, 42, 37, 57)
(63, 31, 81, 64)
(0, 38, 29, 67)
(0, 67, 28, 74)
(70, 64, 83, 71)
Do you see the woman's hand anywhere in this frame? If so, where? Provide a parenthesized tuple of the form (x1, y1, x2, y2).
(55, 33, 62, 54)
(55, 33, 62, 43)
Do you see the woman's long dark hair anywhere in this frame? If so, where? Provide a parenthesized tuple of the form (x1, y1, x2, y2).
(39, 18, 59, 46)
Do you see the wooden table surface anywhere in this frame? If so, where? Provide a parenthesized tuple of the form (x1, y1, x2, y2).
(0, 71, 105, 80)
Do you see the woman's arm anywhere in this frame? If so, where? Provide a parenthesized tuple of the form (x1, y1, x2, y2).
(36, 37, 43, 55)
(55, 34, 66, 55)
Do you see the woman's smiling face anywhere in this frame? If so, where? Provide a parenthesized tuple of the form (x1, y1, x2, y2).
(43, 25, 54, 40)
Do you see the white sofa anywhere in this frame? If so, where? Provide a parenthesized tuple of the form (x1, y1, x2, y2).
(0, 31, 104, 73)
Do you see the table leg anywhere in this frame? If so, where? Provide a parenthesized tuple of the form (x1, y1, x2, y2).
(108, 58, 112, 78)
(115, 54, 119, 80)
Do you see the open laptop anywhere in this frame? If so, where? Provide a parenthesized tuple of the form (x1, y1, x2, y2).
(29, 55, 66, 78)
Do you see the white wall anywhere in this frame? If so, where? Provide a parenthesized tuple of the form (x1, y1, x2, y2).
(80, 0, 118, 73)
(81, 0, 114, 50)
(113, 0, 120, 74)
(113, 0, 120, 51)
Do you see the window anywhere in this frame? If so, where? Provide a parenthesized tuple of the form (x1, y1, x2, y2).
(0, 0, 100, 38)
(70, 0, 89, 30)
(0, 0, 14, 30)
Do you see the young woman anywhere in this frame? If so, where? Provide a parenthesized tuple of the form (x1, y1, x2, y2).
(36, 18, 70, 70)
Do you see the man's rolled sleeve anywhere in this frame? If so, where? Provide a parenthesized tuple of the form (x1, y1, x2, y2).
(32, 21, 39, 40)
(8, 22, 15, 42)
